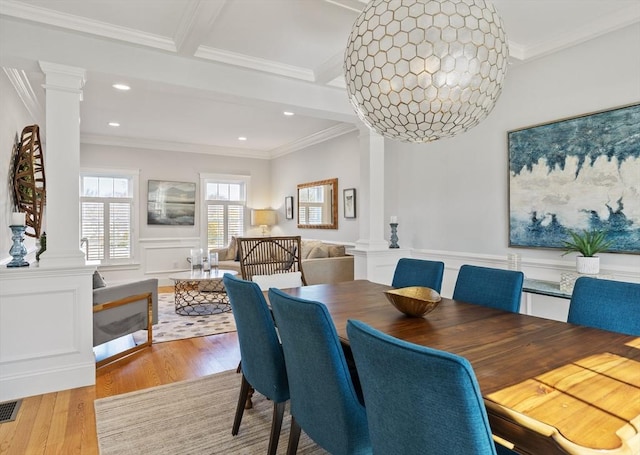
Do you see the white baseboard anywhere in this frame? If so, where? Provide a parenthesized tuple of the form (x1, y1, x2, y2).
(0, 361, 95, 402)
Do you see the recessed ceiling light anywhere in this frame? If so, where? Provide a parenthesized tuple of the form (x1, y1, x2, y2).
(108, 122, 120, 127)
(238, 136, 247, 141)
(283, 111, 294, 116)
(112, 83, 130, 91)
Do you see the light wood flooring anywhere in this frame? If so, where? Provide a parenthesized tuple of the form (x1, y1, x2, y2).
(0, 289, 241, 455)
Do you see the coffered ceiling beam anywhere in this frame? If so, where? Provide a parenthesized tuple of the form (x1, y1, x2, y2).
(0, 17, 357, 124)
(174, 0, 227, 57)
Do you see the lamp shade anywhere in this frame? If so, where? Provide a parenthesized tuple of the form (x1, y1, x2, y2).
(251, 209, 277, 226)
(344, 0, 509, 143)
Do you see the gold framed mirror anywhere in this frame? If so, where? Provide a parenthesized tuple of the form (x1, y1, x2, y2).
(297, 178, 338, 229)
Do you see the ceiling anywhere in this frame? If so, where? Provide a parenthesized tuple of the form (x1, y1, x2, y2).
(1, 0, 639, 159)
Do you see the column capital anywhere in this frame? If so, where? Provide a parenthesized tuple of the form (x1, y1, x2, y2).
(39, 61, 86, 93)
(356, 125, 385, 143)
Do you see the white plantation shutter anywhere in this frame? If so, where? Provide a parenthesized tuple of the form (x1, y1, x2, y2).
(308, 206, 322, 224)
(81, 202, 105, 260)
(227, 205, 244, 239)
(204, 179, 247, 250)
(207, 205, 224, 250)
(109, 202, 131, 259)
(299, 185, 325, 225)
(80, 172, 136, 264)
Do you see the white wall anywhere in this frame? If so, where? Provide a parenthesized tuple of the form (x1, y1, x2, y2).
(82, 144, 271, 237)
(270, 131, 360, 243)
(383, 24, 640, 281)
(81, 143, 271, 281)
(0, 71, 38, 261)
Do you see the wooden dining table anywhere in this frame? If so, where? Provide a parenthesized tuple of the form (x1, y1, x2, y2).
(279, 280, 640, 455)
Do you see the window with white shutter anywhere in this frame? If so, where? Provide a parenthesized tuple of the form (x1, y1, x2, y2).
(299, 185, 325, 225)
(200, 175, 248, 250)
(80, 170, 138, 264)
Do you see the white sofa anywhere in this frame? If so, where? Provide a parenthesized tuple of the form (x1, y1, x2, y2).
(211, 238, 354, 285)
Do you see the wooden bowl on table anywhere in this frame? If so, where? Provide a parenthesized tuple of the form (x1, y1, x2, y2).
(384, 286, 442, 317)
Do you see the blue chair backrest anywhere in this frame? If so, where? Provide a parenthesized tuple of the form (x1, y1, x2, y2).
(453, 265, 524, 312)
(392, 258, 445, 292)
(268, 288, 370, 455)
(347, 319, 498, 455)
(568, 277, 640, 336)
(223, 274, 289, 402)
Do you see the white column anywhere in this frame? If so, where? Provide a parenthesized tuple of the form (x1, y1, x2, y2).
(38, 62, 86, 267)
(350, 127, 410, 282)
(355, 127, 388, 250)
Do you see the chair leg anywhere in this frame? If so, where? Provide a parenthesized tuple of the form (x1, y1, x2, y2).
(287, 416, 301, 455)
(246, 386, 254, 409)
(236, 361, 254, 409)
(267, 401, 286, 455)
(232, 374, 251, 435)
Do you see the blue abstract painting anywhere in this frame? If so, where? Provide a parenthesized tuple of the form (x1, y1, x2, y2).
(508, 103, 640, 254)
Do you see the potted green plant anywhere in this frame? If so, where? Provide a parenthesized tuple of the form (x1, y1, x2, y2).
(562, 229, 612, 274)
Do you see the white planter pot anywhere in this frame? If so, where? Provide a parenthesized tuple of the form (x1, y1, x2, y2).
(576, 256, 600, 275)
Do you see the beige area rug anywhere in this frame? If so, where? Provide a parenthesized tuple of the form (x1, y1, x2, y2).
(132, 293, 236, 344)
(94, 369, 327, 455)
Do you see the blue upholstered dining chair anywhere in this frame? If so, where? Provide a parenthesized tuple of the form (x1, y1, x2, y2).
(347, 319, 517, 455)
(268, 288, 371, 455)
(223, 274, 289, 455)
(568, 277, 640, 336)
(452, 265, 524, 313)
(391, 258, 445, 292)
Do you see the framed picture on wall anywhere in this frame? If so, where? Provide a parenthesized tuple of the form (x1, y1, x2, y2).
(508, 102, 640, 253)
(285, 196, 294, 220)
(147, 180, 196, 225)
(344, 188, 356, 219)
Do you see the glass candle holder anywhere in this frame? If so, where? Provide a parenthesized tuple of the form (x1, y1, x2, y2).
(190, 248, 203, 272)
(389, 223, 399, 249)
(209, 252, 219, 270)
(7, 225, 29, 268)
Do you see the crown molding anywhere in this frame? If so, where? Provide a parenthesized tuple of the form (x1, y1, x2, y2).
(0, 0, 176, 52)
(3, 67, 43, 123)
(269, 123, 358, 159)
(323, 0, 363, 14)
(82, 123, 358, 161)
(324, 0, 640, 64)
(81, 134, 269, 160)
(518, 5, 640, 62)
(194, 46, 315, 82)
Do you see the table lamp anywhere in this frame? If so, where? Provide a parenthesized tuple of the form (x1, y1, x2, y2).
(251, 209, 277, 236)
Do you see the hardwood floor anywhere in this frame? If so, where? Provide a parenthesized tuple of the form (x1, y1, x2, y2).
(0, 332, 241, 455)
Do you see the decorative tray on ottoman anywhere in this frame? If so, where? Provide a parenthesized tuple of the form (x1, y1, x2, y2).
(384, 286, 442, 317)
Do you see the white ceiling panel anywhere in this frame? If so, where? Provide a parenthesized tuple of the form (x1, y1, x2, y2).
(1, 0, 638, 157)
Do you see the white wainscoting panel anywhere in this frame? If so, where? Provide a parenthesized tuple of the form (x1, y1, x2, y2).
(522, 293, 571, 322)
(0, 265, 95, 401)
(412, 248, 639, 320)
(139, 237, 201, 285)
(350, 247, 410, 285)
(2, 289, 78, 362)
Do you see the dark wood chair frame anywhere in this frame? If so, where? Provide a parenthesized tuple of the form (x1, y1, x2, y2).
(237, 236, 307, 285)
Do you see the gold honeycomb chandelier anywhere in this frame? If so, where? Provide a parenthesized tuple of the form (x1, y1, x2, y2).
(344, 0, 509, 143)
